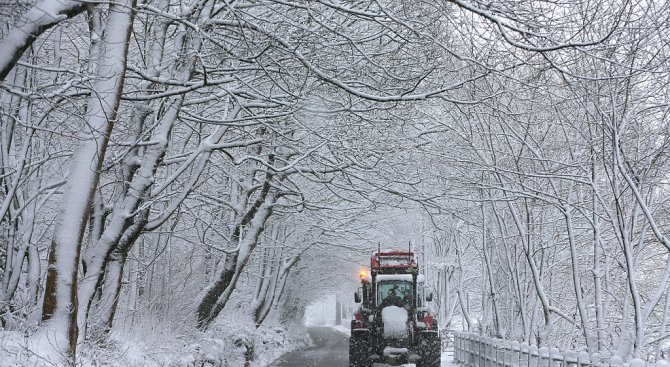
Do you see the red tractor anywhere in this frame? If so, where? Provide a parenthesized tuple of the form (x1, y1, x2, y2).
(350, 250, 440, 367)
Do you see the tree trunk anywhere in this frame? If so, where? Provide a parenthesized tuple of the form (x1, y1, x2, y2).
(33, 0, 135, 362)
(197, 198, 275, 329)
(564, 202, 595, 353)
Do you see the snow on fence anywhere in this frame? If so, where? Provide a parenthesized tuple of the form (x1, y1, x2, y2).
(441, 329, 455, 352)
(453, 333, 669, 367)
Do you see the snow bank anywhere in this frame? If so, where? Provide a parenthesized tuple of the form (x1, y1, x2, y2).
(382, 306, 408, 339)
(0, 331, 31, 367)
(0, 322, 309, 367)
(212, 323, 310, 367)
(442, 344, 454, 367)
(331, 324, 351, 337)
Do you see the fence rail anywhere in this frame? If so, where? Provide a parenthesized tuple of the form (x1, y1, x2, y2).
(453, 333, 669, 367)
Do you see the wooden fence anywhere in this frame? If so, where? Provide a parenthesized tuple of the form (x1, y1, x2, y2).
(453, 332, 669, 367)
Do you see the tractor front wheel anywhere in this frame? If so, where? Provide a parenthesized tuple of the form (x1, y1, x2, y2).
(349, 330, 371, 367)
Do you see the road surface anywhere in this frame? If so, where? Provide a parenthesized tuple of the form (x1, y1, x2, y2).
(270, 326, 350, 367)
(270, 326, 451, 367)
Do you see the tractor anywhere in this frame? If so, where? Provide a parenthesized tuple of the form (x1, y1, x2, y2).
(349, 250, 441, 367)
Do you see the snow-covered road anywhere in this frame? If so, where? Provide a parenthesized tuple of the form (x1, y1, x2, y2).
(268, 325, 453, 367)
(269, 326, 349, 367)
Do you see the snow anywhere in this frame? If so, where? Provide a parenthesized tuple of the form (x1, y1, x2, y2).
(0, 331, 27, 367)
(1, 321, 309, 367)
(28, 317, 70, 364)
(442, 346, 455, 367)
(331, 324, 351, 337)
(382, 306, 409, 339)
(0, 0, 80, 79)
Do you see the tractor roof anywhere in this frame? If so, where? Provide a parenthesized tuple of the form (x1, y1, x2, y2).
(370, 251, 417, 275)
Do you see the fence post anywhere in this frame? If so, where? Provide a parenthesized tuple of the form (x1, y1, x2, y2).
(471, 335, 476, 367)
(504, 340, 513, 367)
(487, 337, 494, 367)
(466, 333, 471, 365)
(610, 355, 623, 367)
(463, 333, 468, 366)
(468, 333, 472, 367)
(472, 335, 484, 367)
(454, 333, 460, 363)
(462, 333, 467, 365)
(479, 335, 486, 367)
(491, 339, 498, 367)
(540, 347, 550, 367)
(463, 333, 469, 364)
(466, 333, 472, 366)
(463, 333, 469, 365)
(520, 343, 530, 367)
(577, 351, 590, 367)
(511, 341, 521, 367)
(502, 340, 510, 367)
(472, 334, 477, 366)
(458, 333, 463, 362)
(630, 358, 645, 367)
(452, 332, 457, 362)
(530, 345, 539, 367)
(498, 339, 507, 367)
(590, 352, 602, 367)
(482, 337, 488, 367)
(565, 350, 579, 367)
(552, 348, 563, 367)
(478, 336, 485, 367)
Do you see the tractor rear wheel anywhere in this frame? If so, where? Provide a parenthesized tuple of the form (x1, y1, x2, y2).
(419, 331, 441, 367)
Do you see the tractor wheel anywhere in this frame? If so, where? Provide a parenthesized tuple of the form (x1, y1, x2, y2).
(419, 332, 441, 367)
(349, 331, 371, 367)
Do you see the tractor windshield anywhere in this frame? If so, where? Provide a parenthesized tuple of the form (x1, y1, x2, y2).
(377, 280, 413, 307)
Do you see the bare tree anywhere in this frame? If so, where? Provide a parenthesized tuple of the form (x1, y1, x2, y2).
(31, 0, 136, 362)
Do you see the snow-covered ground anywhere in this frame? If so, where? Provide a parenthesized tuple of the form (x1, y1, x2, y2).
(331, 323, 351, 337)
(441, 345, 455, 367)
(1, 319, 310, 367)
